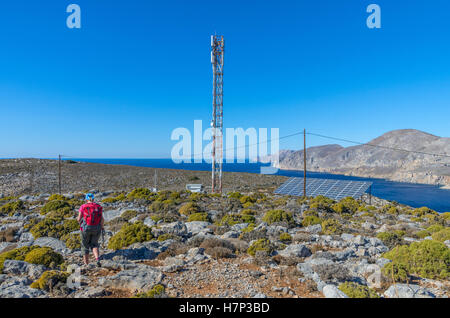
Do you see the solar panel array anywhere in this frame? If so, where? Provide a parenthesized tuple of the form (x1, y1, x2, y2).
(274, 177, 372, 201)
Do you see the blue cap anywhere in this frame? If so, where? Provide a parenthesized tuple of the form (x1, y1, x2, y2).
(85, 193, 95, 201)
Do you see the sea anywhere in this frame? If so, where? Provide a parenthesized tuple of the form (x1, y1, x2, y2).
(67, 158, 450, 212)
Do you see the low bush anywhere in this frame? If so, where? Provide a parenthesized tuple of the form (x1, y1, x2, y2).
(262, 210, 294, 226)
(30, 270, 70, 291)
(302, 215, 322, 227)
(121, 210, 138, 221)
(338, 282, 379, 298)
(134, 284, 166, 298)
(61, 233, 81, 249)
(48, 194, 67, 201)
(24, 247, 64, 268)
(187, 212, 209, 222)
(107, 222, 153, 250)
(247, 238, 273, 256)
(415, 224, 445, 239)
(279, 232, 292, 243)
(127, 188, 153, 201)
(332, 197, 360, 214)
(30, 217, 79, 239)
(321, 219, 342, 235)
(410, 207, 438, 217)
(0, 200, 25, 215)
(376, 232, 404, 249)
(309, 195, 335, 212)
(40, 200, 71, 215)
(179, 202, 200, 215)
(102, 193, 126, 203)
(431, 228, 450, 242)
(157, 233, 177, 242)
(382, 240, 450, 281)
(0, 246, 38, 273)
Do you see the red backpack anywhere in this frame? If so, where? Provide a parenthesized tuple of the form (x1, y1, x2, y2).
(80, 203, 103, 231)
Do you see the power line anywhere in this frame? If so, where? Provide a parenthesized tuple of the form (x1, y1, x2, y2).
(53, 130, 450, 160)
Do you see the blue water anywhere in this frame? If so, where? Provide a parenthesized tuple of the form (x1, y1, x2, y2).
(67, 158, 450, 212)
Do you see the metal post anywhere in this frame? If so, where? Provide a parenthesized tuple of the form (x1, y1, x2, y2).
(303, 129, 307, 198)
(58, 155, 62, 195)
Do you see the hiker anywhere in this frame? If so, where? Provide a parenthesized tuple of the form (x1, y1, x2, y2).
(77, 193, 104, 267)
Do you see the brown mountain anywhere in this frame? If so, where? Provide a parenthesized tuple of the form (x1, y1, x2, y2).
(264, 129, 450, 188)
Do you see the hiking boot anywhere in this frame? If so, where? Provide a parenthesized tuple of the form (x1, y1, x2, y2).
(96, 260, 101, 268)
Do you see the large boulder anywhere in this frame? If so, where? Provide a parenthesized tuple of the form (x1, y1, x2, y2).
(279, 244, 312, 258)
(2, 260, 46, 280)
(156, 221, 187, 237)
(185, 221, 212, 236)
(33, 237, 70, 255)
(322, 284, 349, 298)
(0, 276, 46, 298)
(384, 284, 435, 298)
(97, 265, 163, 293)
(102, 209, 126, 222)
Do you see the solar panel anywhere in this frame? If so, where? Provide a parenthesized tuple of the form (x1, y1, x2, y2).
(274, 177, 372, 201)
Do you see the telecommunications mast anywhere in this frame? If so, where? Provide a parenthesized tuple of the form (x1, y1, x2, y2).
(211, 35, 224, 193)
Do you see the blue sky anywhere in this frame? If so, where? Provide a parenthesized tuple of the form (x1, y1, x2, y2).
(0, 0, 449, 158)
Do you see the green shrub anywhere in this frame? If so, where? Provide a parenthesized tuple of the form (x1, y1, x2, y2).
(61, 233, 81, 249)
(30, 217, 79, 239)
(127, 188, 153, 201)
(309, 195, 335, 212)
(0, 200, 25, 215)
(302, 215, 322, 227)
(376, 232, 404, 249)
(189, 192, 206, 202)
(149, 200, 175, 213)
(179, 202, 199, 215)
(227, 192, 242, 200)
(338, 282, 379, 298)
(108, 222, 153, 250)
(332, 197, 360, 214)
(40, 200, 71, 215)
(121, 210, 138, 221)
(157, 233, 177, 242)
(220, 214, 244, 226)
(262, 210, 294, 225)
(247, 238, 273, 256)
(411, 207, 438, 217)
(240, 195, 256, 205)
(382, 240, 450, 281)
(102, 193, 126, 203)
(134, 284, 166, 298)
(441, 212, 450, 221)
(321, 219, 342, 235)
(0, 246, 39, 273)
(279, 232, 292, 243)
(30, 270, 70, 291)
(24, 247, 64, 268)
(46, 206, 75, 219)
(48, 194, 67, 201)
(432, 228, 450, 242)
(415, 224, 445, 239)
(188, 212, 209, 222)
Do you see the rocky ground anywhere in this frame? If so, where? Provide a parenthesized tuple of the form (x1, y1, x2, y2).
(0, 159, 286, 196)
(0, 182, 449, 298)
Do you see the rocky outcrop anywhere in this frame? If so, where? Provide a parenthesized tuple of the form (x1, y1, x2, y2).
(264, 129, 450, 187)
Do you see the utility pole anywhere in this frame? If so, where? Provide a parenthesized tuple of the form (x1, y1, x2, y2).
(211, 35, 224, 194)
(303, 129, 307, 198)
(58, 155, 62, 195)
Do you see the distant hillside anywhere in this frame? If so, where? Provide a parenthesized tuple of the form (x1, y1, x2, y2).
(263, 129, 450, 188)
